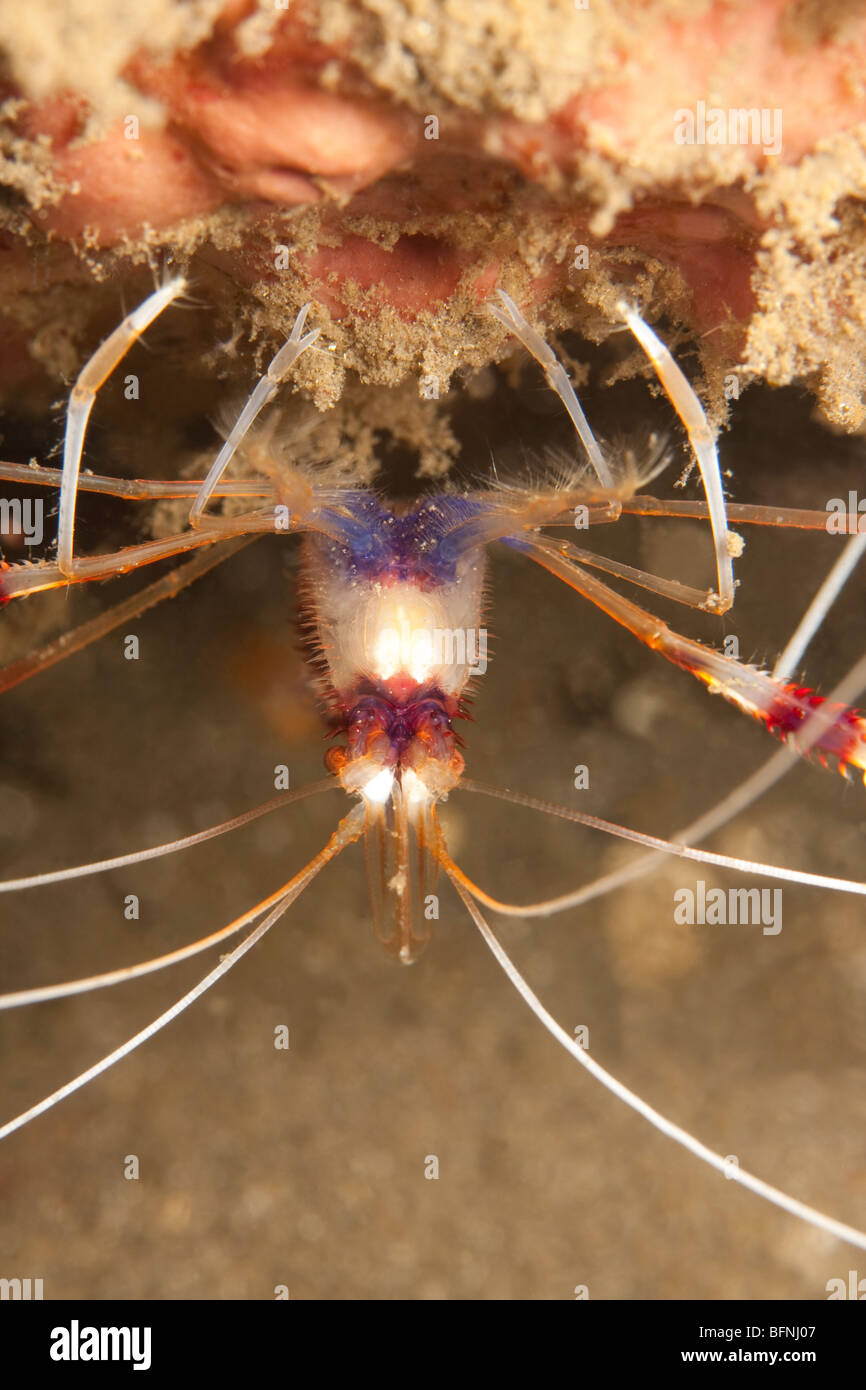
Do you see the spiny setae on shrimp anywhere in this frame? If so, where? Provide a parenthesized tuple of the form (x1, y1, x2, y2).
(1, 277, 865, 1253)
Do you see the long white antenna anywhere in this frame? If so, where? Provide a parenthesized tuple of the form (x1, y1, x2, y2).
(449, 870, 866, 1251)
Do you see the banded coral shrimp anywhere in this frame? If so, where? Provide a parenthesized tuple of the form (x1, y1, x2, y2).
(0, 276, 865, 1300)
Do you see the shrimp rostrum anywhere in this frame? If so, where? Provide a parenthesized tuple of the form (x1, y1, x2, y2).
(1, 277, 866, 1260)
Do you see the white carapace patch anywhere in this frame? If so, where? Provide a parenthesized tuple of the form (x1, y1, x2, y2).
(365, 584, 450, 684)
(311, 558, 486, 699)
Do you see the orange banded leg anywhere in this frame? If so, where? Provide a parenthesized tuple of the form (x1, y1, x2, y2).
(57, 277, 188, 577)
(189, 302, 320, 527)
(0, 511, 278, 600)
(518, 535, 866, 779)
(0, 537, 256, 694)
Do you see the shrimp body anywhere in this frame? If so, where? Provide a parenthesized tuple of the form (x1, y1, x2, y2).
(4, 280, 866, 1262)
(300, 493, 488, 958)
